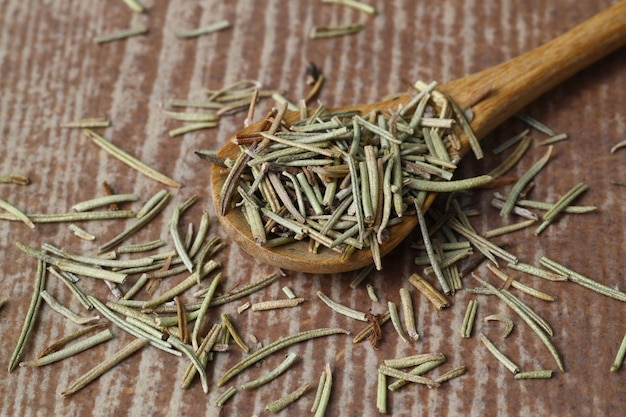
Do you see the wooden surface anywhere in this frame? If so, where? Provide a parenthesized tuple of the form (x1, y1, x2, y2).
(1, 1, 625, 416)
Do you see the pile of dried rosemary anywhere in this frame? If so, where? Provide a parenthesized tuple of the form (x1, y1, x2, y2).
(217, 80, 491, 269)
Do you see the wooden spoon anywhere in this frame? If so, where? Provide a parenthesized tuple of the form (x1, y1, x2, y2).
(211, 1, 626, 274)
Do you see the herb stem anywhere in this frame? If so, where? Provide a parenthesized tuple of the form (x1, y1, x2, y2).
(0, 210, 136, 223)
(242, 352, 298, 390)
(472, 274, 564, 371)
(309, 23, 364, 38)
(376, 372, 387, 414)
(0, 174, 30, 185)
(218, 328, 347, 386)
(415, 200, 450, 294)
(434, 365, 467, 384)
(480, 334, 519, 374)
(20, 329, 112, 367)
(8, 260, 46, 372)
(121, 0, 145, 13)
(221, 313, 250, 353)
(407, 175, 493, 193)
(388, 301, 410, 343)
(62, 338, 149, 396)
(174, 20, 231, 38)
(93, 26, 148, 44)
(460, 300, 478, 338)
(378, 364, 439, 388)
(0, 197, 35, 229)
(314, 364, 333, 417)
(215, 386, 237, 406)
(72, 194, 139, 212)
(500, 146, 553, 218)
(191, 273, 221, 350)
(208, 273, 278, 307)
(514, 370, 553, 379)
(610, 332, 626, 372)
(387, 357, 447, 391)
(535, 183, 588, 235)
(310, 369, 327, 412)
(98, 191, 171, 253)
(83, 130, 180, 187)
(40, 290, 99, 324)
(484, 314, 515, 338)
(540, 256, 626, 302)
(317, 291, 368, 321)
(486, 263, 554, 302)
(142, 261, 220, 308)
(251, 298, 306, 311)
(408, 273, 450, 310)
(265, 382, 310, 413)
(384, 352, 445, 369)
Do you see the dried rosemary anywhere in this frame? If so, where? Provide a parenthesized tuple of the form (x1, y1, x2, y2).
(251, 298, 306, 311)
(317, 291, 368, 321)
(0, 173, 30, 185)
(540, 257, 626, 302)
(20, 329, 113, 367)
(309, 23, 364, 38)
(218, 328, 347, 386)
(94, 26, 148, 44)
(265, 382, 310, 413)
(0, 197, 35, 229)
(480, 334, 520, 374)
(8, 260, 47, 372)
(514, 370, 553, 379)
(610, 332, 626, 372)
(62, 338, 149, 396)
(83, 130, 180, 187)
(121, 0, 145, 13)
(500, 146, 553, 218)
(174, 20, 231, 39)
(314, 364, 333, 417)
(241, 352, 298, 390)
(408, 273, 450, 310)
(213, 81, 487, 268)
(460, 300, 478, 338)
(484, 314, 514, 338)
(472, 274, 564, 372)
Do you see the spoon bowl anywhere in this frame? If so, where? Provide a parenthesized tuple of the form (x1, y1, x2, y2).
(211, 1, 626, 273)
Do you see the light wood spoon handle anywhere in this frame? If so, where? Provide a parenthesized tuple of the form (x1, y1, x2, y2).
(443, 0, 626, 142)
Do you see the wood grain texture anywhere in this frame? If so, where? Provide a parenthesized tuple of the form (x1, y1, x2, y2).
(1, 1, 625, 416)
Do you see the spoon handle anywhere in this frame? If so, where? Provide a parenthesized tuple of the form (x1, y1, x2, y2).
(442, 1, 626, 140)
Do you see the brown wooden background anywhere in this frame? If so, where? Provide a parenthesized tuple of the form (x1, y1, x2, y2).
(1, 1, 625, 416)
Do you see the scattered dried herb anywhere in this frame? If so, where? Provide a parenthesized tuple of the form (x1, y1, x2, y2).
(8, 260, 46, 372)
(62, 338, 149, 396)
(0, 174, 30, 185)
(175, 20, 231, 39)
(480, 334, 520, 374)
(309, 23, 365, 38)
(94, 26, 148, 44)
(265, 382, 310, 413)
(83, 130, 181, 188)
(610, 332, 626, 372)
(20, 329, 113, 367)
(460, 299, 478, 338)
(218, 328, 347, 386)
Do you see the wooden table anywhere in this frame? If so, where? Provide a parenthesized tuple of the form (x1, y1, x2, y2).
(1, 1, 625, 416)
